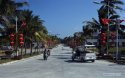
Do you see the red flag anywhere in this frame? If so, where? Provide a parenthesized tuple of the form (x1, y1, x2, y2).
(101, 18, 111, 25)
(21, 21, 26, 27)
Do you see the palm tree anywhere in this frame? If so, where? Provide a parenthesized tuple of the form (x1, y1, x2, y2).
(83, 18, 101, 32)
(97, 0, 124, 18)
(0, 0, 28, 15)
(97, 0, 124, 54)
(0, 0, 28, 31)
(20, 10, 48, 55)
(73, 32, 84, 46)
(81, 0, 124, 56)
(0, 0, 28, 30)
(82, 0, 124, 55)
(0, 0, 28, 47)
(93, 0, 124, 33)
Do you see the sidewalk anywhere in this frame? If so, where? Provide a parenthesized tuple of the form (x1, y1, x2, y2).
(0, 53, 43, 66)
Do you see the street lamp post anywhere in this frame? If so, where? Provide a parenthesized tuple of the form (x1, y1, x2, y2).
(115, 19, 125, 61)
(15, 16, 18, 57)
(115, 19, 121, 61)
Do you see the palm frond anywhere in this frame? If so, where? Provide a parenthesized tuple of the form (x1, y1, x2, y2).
(109, 14, 120, 19)
(111, 1, 124, 5)
(115, 6, 123, 10)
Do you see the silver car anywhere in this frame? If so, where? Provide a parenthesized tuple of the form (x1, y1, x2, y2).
(72, 46, 96, 62)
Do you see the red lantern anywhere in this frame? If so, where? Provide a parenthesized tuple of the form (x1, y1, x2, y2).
(101, 37, 106, 40)
(100, 32, 106, 45)
(10, 37, 14, 41)
(10, 33, 14, 37)
(19, 33, 24, 46)
(111, 32, 115, 36)
(111, 32, 116, 40)
(19, 37, 24, 41)
(20, 42, 24, 44)
(101, 41, 106, 45)
(21, 21, 26, 27)
(10, 33, 15, 46)
(10, 41, 15, 45)
(101, 33, 106, 36)
(19, 34, 23, 37)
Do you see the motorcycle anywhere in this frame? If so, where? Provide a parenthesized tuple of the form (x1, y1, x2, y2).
(43, 49, 50, 60)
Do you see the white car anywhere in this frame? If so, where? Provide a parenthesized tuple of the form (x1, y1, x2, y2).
(72, 46, 96, 62)
(82, 51, 96, 62)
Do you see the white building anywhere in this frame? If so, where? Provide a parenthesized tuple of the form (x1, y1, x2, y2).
(86, 32, 125, 47)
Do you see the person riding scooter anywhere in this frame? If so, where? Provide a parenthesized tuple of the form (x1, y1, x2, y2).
(43, 44, 48, 60)
(43, 48, 47, 60)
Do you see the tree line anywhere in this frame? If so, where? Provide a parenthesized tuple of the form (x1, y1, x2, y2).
(63, 0, 125, 56)
(0, 0, 60, 56)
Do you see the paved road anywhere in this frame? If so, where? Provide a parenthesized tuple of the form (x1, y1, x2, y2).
(0, 44, 125, 78)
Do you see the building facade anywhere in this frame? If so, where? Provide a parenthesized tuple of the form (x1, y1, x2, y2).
(86, 32, 125, 47)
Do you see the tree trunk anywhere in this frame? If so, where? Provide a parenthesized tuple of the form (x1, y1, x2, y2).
(21, 46, 23, 58)
(37, 41, 38, 53)
(24, 43, 27, 55)
(30, 37, 33, 55)
(24, 38, 27, 55)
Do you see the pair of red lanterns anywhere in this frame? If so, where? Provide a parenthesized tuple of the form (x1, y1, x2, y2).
(10, 33, 24, 46)
(111, 32, 116, 40)
(100, 32, 106, 45)
(19, 34, 24, 46)
(100, 32, 116, 45)
(10, 33, 15, 46)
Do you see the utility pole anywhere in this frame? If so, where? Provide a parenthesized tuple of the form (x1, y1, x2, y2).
(106, 1, 110, 55)
(116, 19, 120, 61)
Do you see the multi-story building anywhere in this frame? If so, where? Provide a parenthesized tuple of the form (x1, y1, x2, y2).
(86, 31, 125, 47)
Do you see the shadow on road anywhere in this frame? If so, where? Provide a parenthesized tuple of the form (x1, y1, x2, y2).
(37, 59, 46, 61)
(52, 55, 70, 59)
(65, 60, 92, 63)
(97, 57, 125, 65)
(108, 62, 125, 66)
(65, 60, 82, 63)
(51, 54, 69, 56)
(56, 57, 70, 59)
(60, 52, 72, 54)
(117, 62, 125, 65)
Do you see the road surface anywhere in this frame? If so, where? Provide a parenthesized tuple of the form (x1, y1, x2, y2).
(0, 44, 125, 78)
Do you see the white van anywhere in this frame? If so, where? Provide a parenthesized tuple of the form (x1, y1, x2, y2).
(84, 44, 96, 49)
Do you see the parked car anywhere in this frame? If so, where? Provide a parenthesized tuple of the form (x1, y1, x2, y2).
(72, 46, 96, 62)
(0, 46, 14, 59)
(0, 46, 14, 51)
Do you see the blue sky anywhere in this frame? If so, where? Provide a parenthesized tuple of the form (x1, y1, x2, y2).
(20, 0, 125, 38)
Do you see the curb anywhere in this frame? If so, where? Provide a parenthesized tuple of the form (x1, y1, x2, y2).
(1, 60, 19, 66)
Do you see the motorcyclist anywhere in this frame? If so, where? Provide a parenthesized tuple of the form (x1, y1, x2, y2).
(75, 47, 80, 56)
(47, 49, 50, 56)
(43, 44, 48, 60)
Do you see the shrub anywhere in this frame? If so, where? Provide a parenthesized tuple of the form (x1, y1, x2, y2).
(5, 51, 13, 56)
